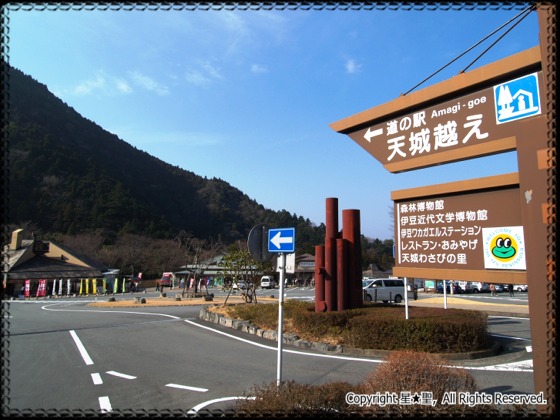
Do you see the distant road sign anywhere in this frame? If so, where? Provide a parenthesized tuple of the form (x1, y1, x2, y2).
(268, 228, 295, 253)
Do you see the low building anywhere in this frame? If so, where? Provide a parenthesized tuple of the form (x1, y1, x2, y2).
(293, 253, 315, 286)
(3, 228, 108, 298)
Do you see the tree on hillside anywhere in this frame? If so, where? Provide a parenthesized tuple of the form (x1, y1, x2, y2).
(175, 230, 225, 294)
(175, 230, 198, 293)
(58, 231, 105, 262)
(114, 233, 151, 278)
(195, 235, 225, 295)
(220, 243, 260, 305)
(146, 238, 184, 278)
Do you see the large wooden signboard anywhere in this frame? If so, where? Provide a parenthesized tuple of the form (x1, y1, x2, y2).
(391, 173, 527, 283)
(329, 7, 555, 413)
(345, 70, 542, 173)
(331, 47, 542, 172)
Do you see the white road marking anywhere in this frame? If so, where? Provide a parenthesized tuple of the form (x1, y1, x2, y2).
(455, 359, 533, 372)
(184, 319, 534, 372)
(99, 396, 112, 413)
(91, 373, 103, 385)
(184, 319, 384, 363)
(106, 370, 137, 380)
(188, 396, 255, 415)
(41, 303, 182, 320)
(69, 330, 94, 365)
(43, 301, 533, 376)
(166, 383, 208, 392)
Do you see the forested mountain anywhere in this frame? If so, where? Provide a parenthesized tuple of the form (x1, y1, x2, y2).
(4, 62, 327, 251)
(4, 62, 394, 272)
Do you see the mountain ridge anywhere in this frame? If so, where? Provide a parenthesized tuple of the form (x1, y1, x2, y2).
(4, 62, 325, 250)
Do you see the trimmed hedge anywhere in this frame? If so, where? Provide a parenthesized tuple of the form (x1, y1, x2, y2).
(227, 300, 491, 353)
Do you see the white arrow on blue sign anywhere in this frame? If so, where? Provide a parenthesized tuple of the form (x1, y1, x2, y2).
(268, 228, 295, 253)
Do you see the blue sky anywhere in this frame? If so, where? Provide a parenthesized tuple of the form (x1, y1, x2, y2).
(5, 4, 541, 240)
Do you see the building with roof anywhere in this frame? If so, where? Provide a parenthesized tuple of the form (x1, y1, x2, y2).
(3, 228, 108, 298)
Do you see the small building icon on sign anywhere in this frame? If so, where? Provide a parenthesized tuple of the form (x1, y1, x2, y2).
(494, 72, 541, 124)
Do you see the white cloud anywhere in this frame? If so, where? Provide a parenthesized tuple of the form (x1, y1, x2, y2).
(129, 70, 170, 95)
(69, 71, 169, 97)
(72, 74, 105, 95)
(185, 60, 224, 86)
(115, 78, 133, 94)
(251, 63, 269, 74)
(345, 58, 362, 74)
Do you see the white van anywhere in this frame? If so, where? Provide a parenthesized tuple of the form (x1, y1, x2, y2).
(260, 276, 276, 289)
(362, 278, 417, 303)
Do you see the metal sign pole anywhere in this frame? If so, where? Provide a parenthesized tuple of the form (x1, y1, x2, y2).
(404, 277, 409, 320)
(443, 280, 448, 309)
(276, 253, 285, 387)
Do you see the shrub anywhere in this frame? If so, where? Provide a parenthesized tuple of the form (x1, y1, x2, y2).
(221, 305, 533, 416)
(235, 379, 360, 415)
(232, 351, 524, 416)
(362, 350, 477, 398)
(359, 350, 490, 415)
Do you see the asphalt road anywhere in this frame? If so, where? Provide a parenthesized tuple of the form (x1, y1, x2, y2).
(2, 288, 537, 415)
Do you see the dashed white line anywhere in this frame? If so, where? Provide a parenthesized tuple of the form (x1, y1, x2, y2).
(91, 373, 103, 385)
(166, 383, 208, 392)
(106, 371, 136, 380)
(69, 330, 94, 365)
(99, 396, 112, 413)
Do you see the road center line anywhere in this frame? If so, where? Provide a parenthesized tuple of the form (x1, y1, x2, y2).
(69, 330, 94, 365)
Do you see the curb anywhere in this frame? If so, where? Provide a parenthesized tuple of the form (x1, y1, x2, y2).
(198, 307, 502, 361)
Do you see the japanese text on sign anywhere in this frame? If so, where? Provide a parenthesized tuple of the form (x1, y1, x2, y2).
(397, 199, 487, 266)
(394, 186, 522, 271)
(385, 95, 489, 162)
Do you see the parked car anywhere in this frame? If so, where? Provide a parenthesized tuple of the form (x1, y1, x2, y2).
(516, 284, 528, 292)
(436, 281, 462, 294)
(457, 281, 473, 293)
(362, 278, 417, 303)
(160, 272, 174, 288)
(494, 284, 505, 293)
(260, 276, 276, 289)
(232, 280, 247, 290)
(469, 282, 490, 293)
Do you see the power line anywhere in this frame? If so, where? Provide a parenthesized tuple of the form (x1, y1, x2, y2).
(402, 4, 537, 96)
